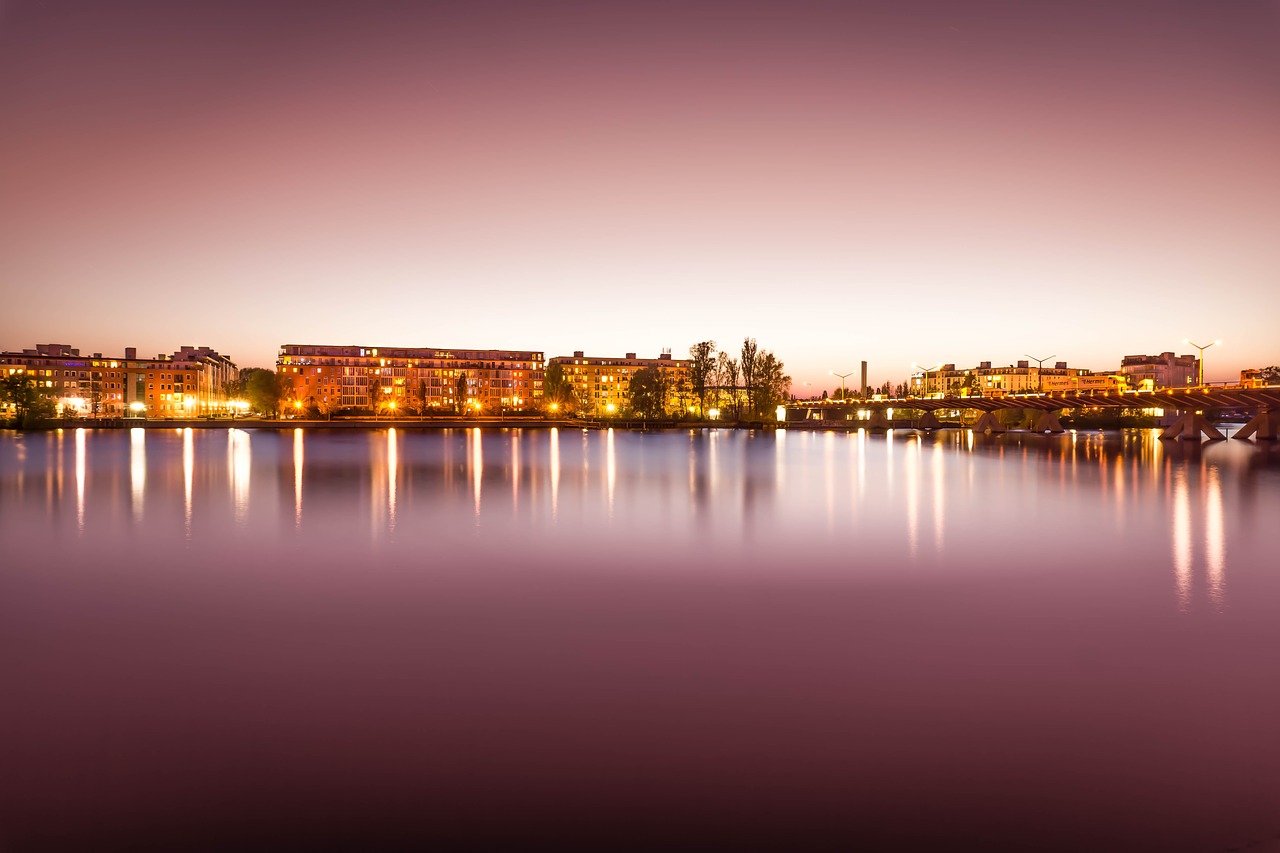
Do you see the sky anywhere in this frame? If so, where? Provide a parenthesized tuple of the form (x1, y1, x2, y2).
(1, 0, 1277, 390)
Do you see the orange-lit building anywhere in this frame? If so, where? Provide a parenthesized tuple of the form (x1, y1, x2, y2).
(547, 350, 690, 415)
(276, 344, 544, 413)
(0, 343, 238, 417)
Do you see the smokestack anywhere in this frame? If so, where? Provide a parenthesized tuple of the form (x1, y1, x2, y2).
(861, 361, 868, 396)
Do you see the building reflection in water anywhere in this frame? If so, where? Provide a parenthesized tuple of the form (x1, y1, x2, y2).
(75, 428, 86, 535)
(130, 427, 145, 523)
(511, 430, 521, 511)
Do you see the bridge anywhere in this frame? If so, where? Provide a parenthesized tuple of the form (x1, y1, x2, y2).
(784, 386, 1280, 441)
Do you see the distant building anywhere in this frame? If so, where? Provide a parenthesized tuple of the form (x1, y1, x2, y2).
(276, 344, 543, 412)
(0, 343, 238, 417)
(548, 350, 690, 415)
(911, 360, 1122, 396)
(1120, 352, 1197, 390)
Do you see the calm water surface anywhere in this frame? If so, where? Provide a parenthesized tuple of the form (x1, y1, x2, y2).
(1, 427, 1278, 851)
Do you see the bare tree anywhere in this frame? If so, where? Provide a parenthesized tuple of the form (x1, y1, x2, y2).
(739, 337, 760, 419)
(688, 341, 716, 418)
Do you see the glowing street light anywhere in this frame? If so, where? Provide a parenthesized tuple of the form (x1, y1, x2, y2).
(829, 370, 855, 401)
(129, 401, 146, 418)
(1183, 338, 1221, 387)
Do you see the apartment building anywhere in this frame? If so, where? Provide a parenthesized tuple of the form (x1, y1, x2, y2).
(0, 343, 238, 417)
(912, 360, 1121, 396)
(547, 350, 690, 415)
(276, 344, 543, 412)
(1120, 352, 1197, 390)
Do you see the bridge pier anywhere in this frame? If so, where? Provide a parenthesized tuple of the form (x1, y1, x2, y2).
(1032, 410, 1065, 434)
(971, 412, 1006, 435)
(916, 411, 942, 431)
(867, 409, 891, 431)
(1232, 407, 1280, 440)
(1160, 411, 1225, 441)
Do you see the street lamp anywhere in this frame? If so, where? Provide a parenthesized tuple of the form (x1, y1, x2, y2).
(910, 362, 943, 397)
(829, 370, 855, 401)
(1025, 354, 1056, 393)
(1183, 339, 1221, 387)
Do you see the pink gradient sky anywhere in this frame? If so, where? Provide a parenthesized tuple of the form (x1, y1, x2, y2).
(1, 0, 1277, 389)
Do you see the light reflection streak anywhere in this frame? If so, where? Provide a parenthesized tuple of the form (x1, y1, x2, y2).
(293, 428, 304, 528)
(932, 442, 945, 553)
(823, 431, 835, 529)
(1206, 466, 1225, 608)
(511, 430, 520, 511)
(230, 429, 251, 525)
(549, 428, 559, 520)
(1172, 467, 1192, 610)
(606, 428, 616, 516)
(904, 433, 919, 558)
(775, 427, 785, 495)
(130, 427, 145, 523)
(75, 428, 85, 534)
(183, 428, 194, 538)
(471, 428, 483, 517)
(387, 428, 397, 533)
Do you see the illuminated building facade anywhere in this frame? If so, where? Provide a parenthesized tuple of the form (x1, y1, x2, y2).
(0, 343, 238, 417)
(548, 350, 690, 415)
(910, 360, 1122, 396)
(1120, 352, 1198, 390)
(276, 344, 544, 412)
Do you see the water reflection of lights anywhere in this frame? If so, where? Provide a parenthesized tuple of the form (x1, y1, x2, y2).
(1171, 467, 1192, 610)
(130, 427, 145, 523)
(293, 428, 304, 528)
(229, 429, 251, 525)
(549, 427, 559, 520)
(904, 432, 919, 557)
(387, 428, 397, 533)
(823, 431, 835, 529)
(932, 442, 945, 552)
(183, 428, 194, 538)
(606, 428, 616, 516)
(511, 430, 520, 510)
(470, 428, 483, 517)
(1206, 466, 1225, 608)
(75, 427, 86, 534)
(775, 427, 786, 494)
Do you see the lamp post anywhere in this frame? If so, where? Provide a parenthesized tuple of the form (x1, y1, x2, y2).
(1025, 354, 1055, 393)
(911, 362, 943, 397)
(1183, 339, 1221, 387)
(829, 370, 855, 401)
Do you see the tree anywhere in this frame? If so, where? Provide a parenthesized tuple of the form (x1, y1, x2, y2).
(542, 362, 574, 411)
(454, 373, 468, 414)
(627, 366, 671, 418)
(752, 351, 791, 417)
(688, 341, 716, 418)
(716, 352, 740, 419)
(1259, 366, 1280, 384)
(739, 337, 760, 417)
(1, 374, 54, 426)
(242, 369, 282, 416)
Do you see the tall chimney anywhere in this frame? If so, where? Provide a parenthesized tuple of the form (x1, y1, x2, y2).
(861, 361, 868, 396)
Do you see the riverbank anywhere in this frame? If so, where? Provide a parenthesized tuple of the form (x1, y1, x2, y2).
(8, 416, 751, 431)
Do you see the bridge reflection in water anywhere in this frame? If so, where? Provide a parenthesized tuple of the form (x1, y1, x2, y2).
(789, 385, 1280, 440)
